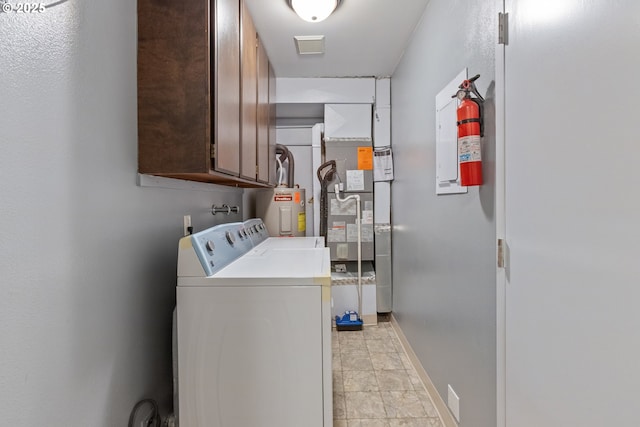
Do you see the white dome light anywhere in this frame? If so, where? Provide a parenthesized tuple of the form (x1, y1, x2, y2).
(290, 0, 340, 23)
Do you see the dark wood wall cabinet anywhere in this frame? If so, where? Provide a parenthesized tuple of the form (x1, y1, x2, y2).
(137, 0, 276, 187)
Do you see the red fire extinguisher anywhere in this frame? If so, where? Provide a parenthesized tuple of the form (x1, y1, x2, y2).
(454, 74, 484, 186)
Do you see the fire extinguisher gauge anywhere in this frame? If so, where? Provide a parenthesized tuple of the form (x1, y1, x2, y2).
(456, 89, 467, 100)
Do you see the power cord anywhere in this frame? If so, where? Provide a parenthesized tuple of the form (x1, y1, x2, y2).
(128, 398, 160, 427)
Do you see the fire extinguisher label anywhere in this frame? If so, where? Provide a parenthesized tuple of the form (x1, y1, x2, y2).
(458, 135, 482, 163)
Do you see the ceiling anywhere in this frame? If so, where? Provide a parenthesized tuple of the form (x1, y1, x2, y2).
(243, 0, 431, 78)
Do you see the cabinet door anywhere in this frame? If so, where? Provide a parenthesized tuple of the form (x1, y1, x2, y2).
(138, 0, 210, 174)
(214, 0, 241, 176)
(240, 0, 257, 180)
(256, 36, 270, 183)
(268, 62, 277, 185)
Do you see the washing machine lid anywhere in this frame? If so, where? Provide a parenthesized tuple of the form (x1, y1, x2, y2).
(222, 247, 329, 277)
(254, 236, 325, 251)
(178, 247, 331, 287)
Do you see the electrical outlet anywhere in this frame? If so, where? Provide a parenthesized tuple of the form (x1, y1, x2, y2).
(448, 384, 460, 422)
(183, 215, 192, 236)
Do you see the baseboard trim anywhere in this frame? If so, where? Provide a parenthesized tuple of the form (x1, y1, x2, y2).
(390, 314, 458, 427)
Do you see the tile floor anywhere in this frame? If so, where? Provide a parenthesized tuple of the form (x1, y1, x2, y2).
(332, 321, 445, 427)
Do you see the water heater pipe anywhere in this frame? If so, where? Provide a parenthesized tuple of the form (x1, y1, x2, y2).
(334, 184, 362, 320)
(276, 156, 285, 186)
(276, 144, 295, 187)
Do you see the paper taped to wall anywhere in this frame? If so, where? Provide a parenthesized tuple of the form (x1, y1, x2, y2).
(374, 146, 394, 181)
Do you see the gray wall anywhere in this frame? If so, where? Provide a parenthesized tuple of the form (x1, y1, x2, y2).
(0, 1, 243, 425)
(391, 0, 496, 426)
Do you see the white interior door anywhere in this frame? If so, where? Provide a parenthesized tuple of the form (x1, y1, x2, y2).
(503, 1, 640, 426)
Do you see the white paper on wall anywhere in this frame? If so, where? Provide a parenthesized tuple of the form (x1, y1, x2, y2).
(373, 146, 394, 181)
(331, 198, 357, 216)
(346, 170, 365, 191)
(363, 224, 374, 242)
(347, 224, 374, 242)
(362, 210, 374, 225)
(328, 221, 346, 242)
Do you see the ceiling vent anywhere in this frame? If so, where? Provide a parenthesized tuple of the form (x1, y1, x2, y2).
(294, 35, 325, 55)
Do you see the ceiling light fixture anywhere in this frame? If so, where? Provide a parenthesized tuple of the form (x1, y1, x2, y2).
(288, 0, 342, 23)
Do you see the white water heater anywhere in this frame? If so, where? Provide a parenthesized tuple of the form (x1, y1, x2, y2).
(256, 188, 307, 237)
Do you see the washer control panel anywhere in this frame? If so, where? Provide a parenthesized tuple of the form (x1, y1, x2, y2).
(189, 219, 270, 276)
(190, 222, 253, 276)
(243, 218, 270, 246)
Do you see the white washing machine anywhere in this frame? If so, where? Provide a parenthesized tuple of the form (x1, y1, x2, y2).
(176, 219, 332, 427)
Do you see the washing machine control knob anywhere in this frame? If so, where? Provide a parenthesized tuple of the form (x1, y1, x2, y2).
(206, 240, 215, 252)
(225, 231, 236, 245)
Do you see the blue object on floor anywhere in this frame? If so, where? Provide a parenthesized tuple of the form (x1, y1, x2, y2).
(335, 310, 363, 331)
